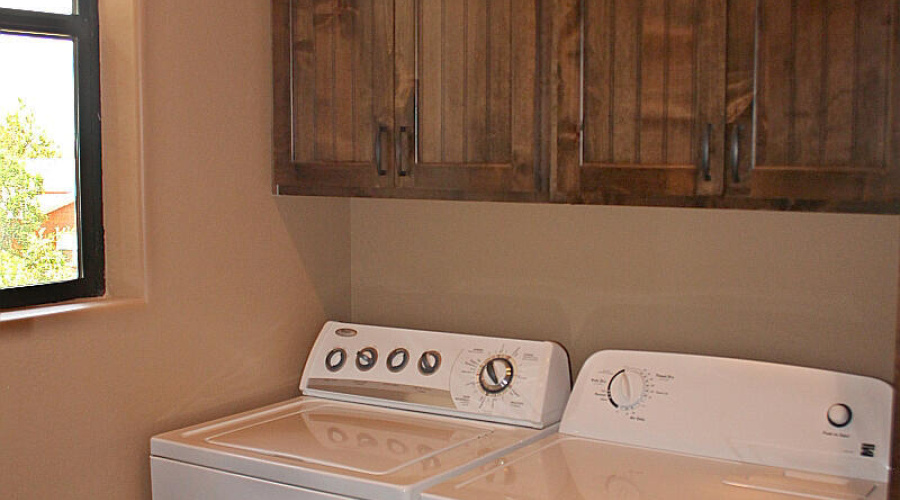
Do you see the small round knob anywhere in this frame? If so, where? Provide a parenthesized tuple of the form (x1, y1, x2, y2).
(356, 347, 378, 371)
(325, 348, 346, 372)
(387, 348, 409, 372)
(607, 369, 645, 409)
(418, 351, 442, 375)
(827, 404, 853, 428)
(479, 357, 515, 394)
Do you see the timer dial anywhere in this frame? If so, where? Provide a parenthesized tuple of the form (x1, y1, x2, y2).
(479, 357, 515, 394)
(608, 369, 646, 409)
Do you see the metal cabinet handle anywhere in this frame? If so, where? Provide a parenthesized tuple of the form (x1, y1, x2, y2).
(397, 126, 410, 177)
(729, 125, 742, 183)
(374, 125, 388, 176)
(700, 123, 712, 182)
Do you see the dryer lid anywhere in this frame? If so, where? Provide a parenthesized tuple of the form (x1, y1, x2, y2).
(422, 436, 887, 500)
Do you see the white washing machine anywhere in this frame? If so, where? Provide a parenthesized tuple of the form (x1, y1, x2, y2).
(424, 350, 893, 500)
(150, 322, 571, 500)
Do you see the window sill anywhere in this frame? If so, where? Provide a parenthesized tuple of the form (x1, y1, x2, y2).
(0, 296, 145, 323)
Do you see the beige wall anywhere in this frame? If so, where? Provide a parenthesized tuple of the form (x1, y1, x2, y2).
(2, 0, 899, 498)
(351, 199, 899, 382)
(0, 1, 350, 499)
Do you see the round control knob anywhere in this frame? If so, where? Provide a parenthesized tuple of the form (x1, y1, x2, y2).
(607, 369, 646, 409)
(387, 348, 409, 372)
(479, 357, 515, 394)
(355, 347, 378, 371)
(325, 348, 346, 372)
(827, 404, 853, 428)
(418, 351, 442, 375)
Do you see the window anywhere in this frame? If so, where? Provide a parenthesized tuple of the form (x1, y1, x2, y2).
(0, 0, 103, 309)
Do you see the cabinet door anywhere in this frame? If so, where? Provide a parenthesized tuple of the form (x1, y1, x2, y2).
(394, 0, 543, 198)
(557, 0, 727, 203)
(731, 0, 900, 203)
(274, 0, 395, 194)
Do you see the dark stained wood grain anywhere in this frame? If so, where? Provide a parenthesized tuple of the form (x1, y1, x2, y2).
(313, 0, 336, 161)
(511, 0, 538, 191)
(823, 0, 855, 166)
(569, 0, 726, 198)
(465, 0, 489, 163)
(749, 0, 897, 202)
(553, 0, 582, 201)
(273, 0, 295, 191)
(640, 0, 667, 165)
(405, 0, 542, 194)
(487, 0, 513, 165)
(442, 0, 466, 163)
(274, 0, 899, 210)
(418, 0, 442, 164)
(667, 0, 697, 168)
(286, 0, 395, 190)
(725, 0, 756, 195)
(292, 0, 316, 162)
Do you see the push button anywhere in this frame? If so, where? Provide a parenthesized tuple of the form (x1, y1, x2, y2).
(827, 404, 852, 428)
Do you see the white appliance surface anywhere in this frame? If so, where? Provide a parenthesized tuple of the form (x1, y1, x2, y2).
(423, 350, 893, 500)
(151, 322, 571, 500)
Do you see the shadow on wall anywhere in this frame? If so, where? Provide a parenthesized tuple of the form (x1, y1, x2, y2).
(275, 196, 352, 321)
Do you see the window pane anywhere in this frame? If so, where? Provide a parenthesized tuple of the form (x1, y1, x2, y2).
(0, 0, 72, 14)
(0, 33, 78, 289)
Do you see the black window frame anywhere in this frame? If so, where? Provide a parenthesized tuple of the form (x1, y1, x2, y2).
(0, 0, 104, 309)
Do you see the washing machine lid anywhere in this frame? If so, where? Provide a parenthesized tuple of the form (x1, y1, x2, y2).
(151, 397, 550, 500)
(422, 435, 888, 500)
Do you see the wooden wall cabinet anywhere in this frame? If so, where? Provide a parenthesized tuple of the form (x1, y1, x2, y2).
(556, 0, 900, 211)
(273, 0, 546, 201)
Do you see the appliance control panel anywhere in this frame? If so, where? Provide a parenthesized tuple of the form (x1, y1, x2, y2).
(300, 322, 571, 429)
(560, 350, 893, 483)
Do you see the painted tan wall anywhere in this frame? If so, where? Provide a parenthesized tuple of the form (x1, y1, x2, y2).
(0, 1, 349, 499)
(351, 199, 899, 382)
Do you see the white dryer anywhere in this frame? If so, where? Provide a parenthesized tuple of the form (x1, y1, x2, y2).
(424, 350, 893, 500)
(150, 322, 571, 500)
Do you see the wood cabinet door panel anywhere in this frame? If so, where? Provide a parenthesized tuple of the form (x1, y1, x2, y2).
(396, 0, 542, 195)
(742, 0, 899, 201)
(560, 0, 727, 201)
(288, 0, 395, 190)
